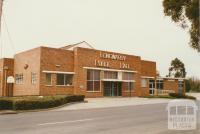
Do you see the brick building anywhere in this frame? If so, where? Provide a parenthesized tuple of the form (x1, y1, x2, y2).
(0, 41, 185, 97)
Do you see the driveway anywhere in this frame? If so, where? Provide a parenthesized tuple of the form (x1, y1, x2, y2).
(55, 97, 172, 111)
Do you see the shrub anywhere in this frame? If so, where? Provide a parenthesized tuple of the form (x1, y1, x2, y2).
(0, 99, 13, 110)
(0, 95, 85, 110)
(169, 93, 196, 100)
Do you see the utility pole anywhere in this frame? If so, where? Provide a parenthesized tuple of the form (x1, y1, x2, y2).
(0, 0, 3, 58)
(0, 0, 3, 23)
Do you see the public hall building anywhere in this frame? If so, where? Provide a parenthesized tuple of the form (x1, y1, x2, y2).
(0, 41, 185, 97)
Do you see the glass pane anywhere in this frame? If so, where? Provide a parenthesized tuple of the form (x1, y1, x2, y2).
(104, 71, 117, 79)
(94, 70, 100, 80)
(57, 74, 64, 85)
(65, 74, 73, 85)
(87, 70, 93, 80)
(124, 82, 128, 90)
(94, 81, 100, 91)
(87, 81, 93, 91)
(142, 79, 147, 87)
(46, 73, 52, 85)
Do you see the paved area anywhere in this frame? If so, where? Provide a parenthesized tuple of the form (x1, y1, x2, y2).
(55, 97, 172, 111)
(0, 102, 199, 134)
(187, 93, 200, 100)
(55, 93, 200, 111)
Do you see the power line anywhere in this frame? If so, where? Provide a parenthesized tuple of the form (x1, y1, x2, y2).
(2, 13, 16, 55)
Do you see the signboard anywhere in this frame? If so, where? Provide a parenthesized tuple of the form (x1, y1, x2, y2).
(7, 76, 15, 83)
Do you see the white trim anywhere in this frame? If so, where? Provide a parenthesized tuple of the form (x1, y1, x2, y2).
(42, 70, 75, 74)
(86, 91, 101, 93)
(83, 67, 137, 73)
(141, 76, 155, 79)
(101, 79, 135, 82)
(156, 78, 164, 80)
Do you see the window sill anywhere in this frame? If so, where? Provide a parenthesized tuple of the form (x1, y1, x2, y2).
(124, 90, 135, 92)
(45, 85, 53, 87)
(56, 85, 73, 87)
(86, 91, 101, 93)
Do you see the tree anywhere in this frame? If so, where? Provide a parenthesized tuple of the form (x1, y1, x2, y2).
(163, 0, 199, 52)
(185, 77, 200, 92)
(168, 58, 186, 78)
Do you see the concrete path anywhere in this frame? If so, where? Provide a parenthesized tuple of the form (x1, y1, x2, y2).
(187, 93, 200, 100)
(55, 97, 172, 111)
(56, 93, 200, 111)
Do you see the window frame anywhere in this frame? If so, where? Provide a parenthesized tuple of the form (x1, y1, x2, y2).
(87, 70, 101, 92)
(141, 78, 148, 87)
(156, 80, 164, 90)
(45, 73, 52, 86)
(15, 73, 23, 85)
(104, 71, 118, 79)
(31, 72, 37, 85)
(124, 82, 134, 92)
(56, 74, 73, 86)
(123, 72, 134, 80)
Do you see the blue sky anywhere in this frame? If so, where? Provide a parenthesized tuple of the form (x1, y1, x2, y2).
(1, 0, 200, 78)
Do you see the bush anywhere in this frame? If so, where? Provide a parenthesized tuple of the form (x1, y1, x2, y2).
(0, 95, 85, 110)
(169, 93, 196, 100)
(0, 99, 13, 110)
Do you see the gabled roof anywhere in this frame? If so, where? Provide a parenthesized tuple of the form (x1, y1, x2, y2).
(60, 41, 94, 50)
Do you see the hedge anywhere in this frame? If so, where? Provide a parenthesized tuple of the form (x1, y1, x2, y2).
(169, 93, 196, 100)
(0, 95, 85, 110)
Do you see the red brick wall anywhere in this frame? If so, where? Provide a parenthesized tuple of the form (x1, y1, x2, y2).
(0, 58, 14, 96)
(140, 60, 156, 96)
(73, 47, 144, 97)
(39, 47, 74, 95)
(13, 48, 41, 96)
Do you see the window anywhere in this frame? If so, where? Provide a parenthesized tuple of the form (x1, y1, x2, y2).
(104, 71, 118, 79)
(15, 74, 23, 84)
(123, 72, 134, 80)
(178, 81, 184, 94)
(56, 74, 73, 86)
(87, 70, 100, 91)
(124, 82, 134, 91)
(141, 79, 148, 87)
(178, 81, 184, 88)
(31, 73, 37, 84)
(156, 80, 163, 90)
(45, 73, 52, 85)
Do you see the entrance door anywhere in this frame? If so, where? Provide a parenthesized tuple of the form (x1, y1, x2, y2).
(149, 80, 155, 95)
(104, 82, 122, 97)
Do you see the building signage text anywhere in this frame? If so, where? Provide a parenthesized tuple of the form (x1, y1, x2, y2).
(95, 60, 109, 68)
(100, 52, 126, 61)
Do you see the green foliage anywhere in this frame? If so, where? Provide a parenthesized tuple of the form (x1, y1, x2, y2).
(142, 95, 175, 99)
(163, 0, 199, 52)
(169, 93, 196, 100)
(168, 58, 186, 78)
(0, 99, 13, 110)
(185, 77, 200, 92)
(0, 95, 85, 110)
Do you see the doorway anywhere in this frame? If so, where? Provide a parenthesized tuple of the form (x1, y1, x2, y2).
(103, 82, 122, 97)
(149, 80, 155, 95)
